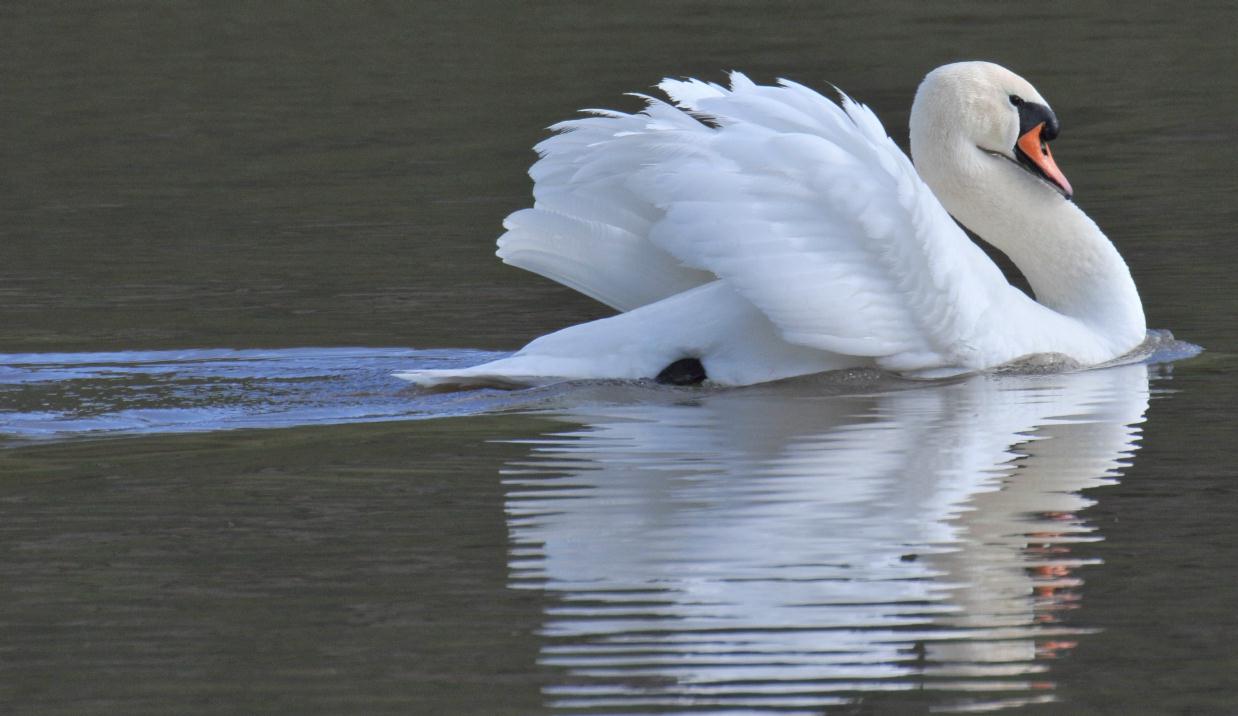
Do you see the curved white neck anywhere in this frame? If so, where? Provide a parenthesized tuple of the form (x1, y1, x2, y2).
(912, 135, 1146, 352)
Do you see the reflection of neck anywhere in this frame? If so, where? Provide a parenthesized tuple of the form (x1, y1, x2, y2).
(917, 139, 1146, 354)
(927, 370, 1147, 662)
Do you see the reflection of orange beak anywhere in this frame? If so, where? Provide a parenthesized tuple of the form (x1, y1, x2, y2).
(1017, 122, 1073, 199)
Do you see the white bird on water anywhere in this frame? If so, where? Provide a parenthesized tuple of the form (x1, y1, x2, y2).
(396, 61, 1147, 388)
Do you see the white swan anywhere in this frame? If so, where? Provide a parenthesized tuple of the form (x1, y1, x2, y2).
(396, 61, 1146, 387)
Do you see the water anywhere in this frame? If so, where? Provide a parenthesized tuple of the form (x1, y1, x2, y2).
(4, 1, 1238, 714)
(0, 348, 509, 441)
(505, 365, 1150, 713)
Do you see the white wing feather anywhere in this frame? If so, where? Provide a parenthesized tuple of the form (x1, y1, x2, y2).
(496, 101, 714, 311)
(636, 75, 1021, 371)
(404, 73, 1061, 387)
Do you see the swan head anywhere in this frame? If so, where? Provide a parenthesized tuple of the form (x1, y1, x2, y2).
(910, 61, 1073, 204)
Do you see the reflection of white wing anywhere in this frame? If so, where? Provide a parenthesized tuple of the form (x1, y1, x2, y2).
(502, 365, 1150, 712)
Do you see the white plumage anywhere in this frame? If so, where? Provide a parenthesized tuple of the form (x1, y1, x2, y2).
(397, 63, 1146, 387)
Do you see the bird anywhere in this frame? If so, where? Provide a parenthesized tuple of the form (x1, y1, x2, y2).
(395, 61, 1147, 388)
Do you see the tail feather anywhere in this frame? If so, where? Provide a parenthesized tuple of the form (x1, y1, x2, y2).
(499, 96, 719, 312)
(498, 208, 710, 312)
(395, 282, 860, 388)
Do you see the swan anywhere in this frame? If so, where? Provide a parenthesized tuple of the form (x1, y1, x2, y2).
(396, 61, 1146, 387)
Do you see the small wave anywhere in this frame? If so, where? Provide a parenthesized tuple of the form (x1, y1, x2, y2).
(0, 331, 1201, 445)
(0, 347, 523, 443)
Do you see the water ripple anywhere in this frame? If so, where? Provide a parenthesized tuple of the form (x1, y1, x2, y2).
(500, 364, 1152, 713)
(0, 347, 512, 442)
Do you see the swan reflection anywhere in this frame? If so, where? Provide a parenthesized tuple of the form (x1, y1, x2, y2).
(501, 363, 1151, 713)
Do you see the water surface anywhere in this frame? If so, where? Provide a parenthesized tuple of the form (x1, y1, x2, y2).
(4, 1, 1238, 714)
(503, 365, 1150, 713)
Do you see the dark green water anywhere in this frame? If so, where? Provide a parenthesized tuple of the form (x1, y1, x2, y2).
(4, 2, 1238, 714)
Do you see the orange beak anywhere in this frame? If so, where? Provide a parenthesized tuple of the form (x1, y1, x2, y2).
(1016, 122, 1073, 199)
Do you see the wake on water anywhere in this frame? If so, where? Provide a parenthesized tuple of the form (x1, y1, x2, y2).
(0, 331, 1201, 444)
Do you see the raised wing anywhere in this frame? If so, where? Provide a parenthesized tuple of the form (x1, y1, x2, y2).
(497, 102, 714, 312)
(498, 73, 1047, 374)
(636, 74, 1025, 371)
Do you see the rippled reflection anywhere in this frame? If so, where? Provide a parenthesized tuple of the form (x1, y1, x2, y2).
(502, 364, 1151, 713)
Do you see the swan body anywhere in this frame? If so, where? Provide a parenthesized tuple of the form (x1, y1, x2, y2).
(396, 62, 1145, 387)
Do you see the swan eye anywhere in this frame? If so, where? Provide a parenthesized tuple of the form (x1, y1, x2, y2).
(1009, 95, 1024, 106)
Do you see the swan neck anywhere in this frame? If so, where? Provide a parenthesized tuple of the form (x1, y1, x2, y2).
(911, 127, 1145, 343)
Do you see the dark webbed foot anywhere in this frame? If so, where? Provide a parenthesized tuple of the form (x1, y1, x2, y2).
(656, 357, 707, 386)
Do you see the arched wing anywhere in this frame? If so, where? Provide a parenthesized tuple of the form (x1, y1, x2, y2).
(497, 102, 715, 312)
(635, 74, 1025, 371)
